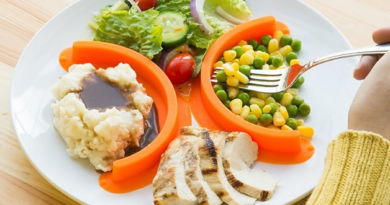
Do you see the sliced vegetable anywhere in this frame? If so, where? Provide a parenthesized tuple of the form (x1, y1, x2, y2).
(155, 11, 189, 48)
(215, 6, 245, 25)
(165, 53, 196, 85)
(190, 0, 214, 35)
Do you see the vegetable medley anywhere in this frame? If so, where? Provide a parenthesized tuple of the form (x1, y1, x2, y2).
(213, 31, 314, 138)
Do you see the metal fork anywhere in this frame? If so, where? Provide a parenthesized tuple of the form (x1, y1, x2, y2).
(211, 43, 390, 93)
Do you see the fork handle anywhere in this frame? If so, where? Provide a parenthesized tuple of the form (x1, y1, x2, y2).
(306, 43, 390, 71)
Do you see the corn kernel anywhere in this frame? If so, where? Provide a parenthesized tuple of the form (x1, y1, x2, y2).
(227, 87, 240, 99)
(249, 97, 265, 108)
(279, 45, 293, 57)
(268, 39, 279, 53)
(297, 119, 304, 126)
(277, 65, 287, 70)
(281, 93, 293, 107)
(262, 64, 270, 70)
(273, 30, 284, 42)
(240, 105, 250, 119)
(232, 59, 240, 64)
(231, 63, 240, 71)
(255, 51, 270, 62)
(250, 104, 262, 118)
(273, 111, 285, 126)
(245, 50, 256, 57)
(224, 50, 237, 62)
(240, 53, 254, 65)
(242, 45, 254, 52)
(226, 76, 239, 87)
(237, 40, 248, 46)
(214, 61, 223, 69)
(223, 63, 235, 76)
(263, 105, 271, 114)
(290, 59, 300, 66)
(297, 126, 314, 138)
(234, 71, 249, 84)
(269, 65, 277, 70)
(279, 106, 289, 119)
(286, 88, 299, 96)
(281, 124, 293, 131)
(248, 91, 257, 97)
(230, 99, 243, 114)
(256, 93, 270, 101)
(267, 124, 280, 130)
(265, 96, 276, 105)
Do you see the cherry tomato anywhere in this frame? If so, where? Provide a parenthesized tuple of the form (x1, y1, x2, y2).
(136, 0, 157, 11)
(165, 53, 196, 85)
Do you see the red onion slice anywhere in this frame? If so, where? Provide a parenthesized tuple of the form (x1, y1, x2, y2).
(127, 0, 142, 12)
(215, 6, 245, 25)
(190, 0, 214, 35)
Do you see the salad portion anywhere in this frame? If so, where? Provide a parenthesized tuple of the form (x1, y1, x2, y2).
(89, 0, 252, 84)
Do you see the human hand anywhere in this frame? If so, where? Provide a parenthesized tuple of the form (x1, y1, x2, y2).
(348, 28, 390, 139)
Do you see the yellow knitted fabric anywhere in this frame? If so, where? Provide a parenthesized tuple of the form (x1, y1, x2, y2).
(307, 130, 390, 205)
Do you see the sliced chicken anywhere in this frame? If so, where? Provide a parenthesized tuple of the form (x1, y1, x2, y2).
(152, 138, 197, 205)
(223, 132, 278, 201)
(180, 134, 223, 205)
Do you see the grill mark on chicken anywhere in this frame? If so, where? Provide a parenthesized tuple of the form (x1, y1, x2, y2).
(260, 191, 270, 201)
(223, 160, 244, 189)
(202, 132, 218, 167)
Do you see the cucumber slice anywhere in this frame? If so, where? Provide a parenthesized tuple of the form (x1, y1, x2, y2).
(155, 11, 189, 48)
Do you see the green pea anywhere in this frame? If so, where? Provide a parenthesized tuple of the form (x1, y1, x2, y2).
(261, 35, 272, 46)
(268, 103, 277, 114)
(292, 76, 305, 88)
(232, 46, 244, 58)
(286, 52, 298, 64)
(280, 35, 293, 47)
(216, 70, 227, 82)
(219, 57, 225, 63)
(291, 96, 304, 107)
(286, 118, 298, 130)
(253, 57, 265, 69)
(239, 65, 251, 77)
(272, 57, 283, 67)
(213, 84, 225, 92)
(256, 45, 268, 53)
(224, 99, 231, 109)
(248, 39, 259, 50)
(287, 105, 298, 118)
(271, 92, 284, 102)
(299, 103, 311, 116)
(291, 39, 301, 52)
(216, 90, 227, 102)
(238, 92, 250, 105)
(260, 114, 273, 126)
(267, 56, 276, 65)
(249, 65, 255, 70)
(246, 114, 259, 124)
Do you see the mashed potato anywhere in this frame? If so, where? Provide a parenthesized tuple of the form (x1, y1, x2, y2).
(51, 63, 153, 172)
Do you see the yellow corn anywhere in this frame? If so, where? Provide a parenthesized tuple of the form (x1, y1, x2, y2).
(240, 105, 250, 119)
(242, 45, 254, 52)
(214, 61, 223, 69)
(268, 39, 279, 53)
(223, 63, 235, 76)
(269, 65, 277, 70)
(245, 50, 256, 57)
(286, 88, 299, 96)
(297, 126, 315, 138)
(224, 50, 237, 62)
(237, 40, 248, 46)
(297, 119, 304, 126)
(290, 59, 300, 66)
(230, 99, 243, 114)
(281, 124, 293, 131)
(250, 104, 262, 118)
(255, 51, 270, 62)
(248, 91, 258, 97)
(256, 93, 270, 100)
(277, 65, 287, 70)
(232, 59, 240, 64)
(279, 106, 289, 119)
(281, 93, 293, 107)
(263, 105, 272, 114)
(226, 76, 239, 87)
(265, 96, 276, 105)
(231, 62, 240, 71)
(262, 64, 270, 70)
(270, 51, 283, 60)
(279, 45, 293, 57)
(273, 111, 285, 126)
(267, 124, 280, 130)
(240, 53, 254, 65)
(249, 97, 265, 108)
(234, 71, 249, 84)
(273, 30, 284, 42)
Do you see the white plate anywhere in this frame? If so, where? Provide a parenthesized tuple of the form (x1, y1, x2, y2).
(10, 0, 361, 204)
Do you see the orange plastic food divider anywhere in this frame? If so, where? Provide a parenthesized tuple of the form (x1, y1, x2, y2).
(201, 16, 302, 153)
(58, 41, 178, 182)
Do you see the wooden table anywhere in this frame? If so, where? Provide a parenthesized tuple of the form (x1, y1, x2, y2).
(0, 0, 389, 204)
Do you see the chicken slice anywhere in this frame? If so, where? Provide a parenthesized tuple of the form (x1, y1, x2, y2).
(152, 138, 197, 205)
